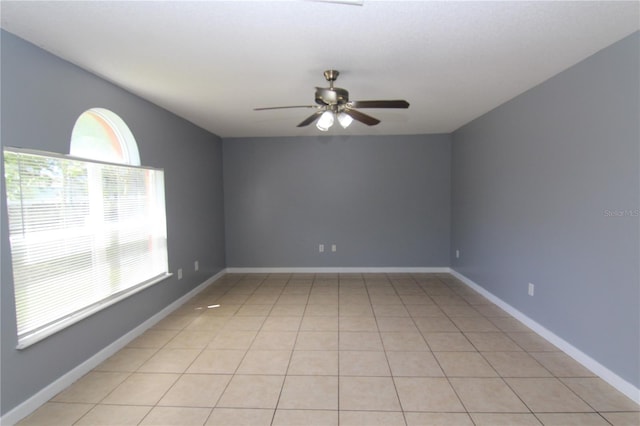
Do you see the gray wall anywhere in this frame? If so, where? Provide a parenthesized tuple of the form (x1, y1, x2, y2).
(0, 31, 226, 415)
(451, 32, 639, 387)
(224, 134, 451, 267)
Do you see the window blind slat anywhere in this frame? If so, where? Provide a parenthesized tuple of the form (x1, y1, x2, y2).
(3, 148, 168, 346)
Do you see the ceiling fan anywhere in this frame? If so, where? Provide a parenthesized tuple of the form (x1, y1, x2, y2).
(254, 70, 410, 131)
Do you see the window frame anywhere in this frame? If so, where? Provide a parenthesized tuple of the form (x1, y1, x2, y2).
(4, 146, 171, 349)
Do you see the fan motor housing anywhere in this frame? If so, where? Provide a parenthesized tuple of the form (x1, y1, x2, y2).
(315, 87, 349, 106)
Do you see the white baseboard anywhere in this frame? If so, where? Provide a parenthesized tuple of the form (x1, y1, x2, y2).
(449, 268, 640, 405)
(225, 267, 450, 274)
(1, 270, 226, 426)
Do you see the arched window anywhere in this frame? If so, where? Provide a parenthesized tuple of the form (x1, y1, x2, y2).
(70, 108, 140, 165)
(4, 108, 168, 348)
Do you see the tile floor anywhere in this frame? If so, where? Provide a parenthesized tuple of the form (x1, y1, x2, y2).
(18, 273, 640, 425)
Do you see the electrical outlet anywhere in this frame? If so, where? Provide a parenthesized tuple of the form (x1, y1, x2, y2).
(331, 244, 336, 252)
(194, 260, 199, 271)
(528, 283, 534, 296)
(319, 244, 324, 253)
(178, 268, 183, 280)
(455, 249, 460, 259)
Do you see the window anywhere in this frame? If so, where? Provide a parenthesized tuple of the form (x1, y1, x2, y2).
(4, 109, 168, 349)
(70, 108, 140, 165)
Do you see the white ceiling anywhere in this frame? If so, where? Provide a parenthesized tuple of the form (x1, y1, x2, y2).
(1, 1, 638, 138)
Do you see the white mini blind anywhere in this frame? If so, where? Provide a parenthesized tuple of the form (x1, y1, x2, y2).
(3, 148, 169, 348)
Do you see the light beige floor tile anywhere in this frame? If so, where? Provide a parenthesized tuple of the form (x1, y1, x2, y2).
(470, 413, 542, 425)
(339, 316, 378, 332)
(434, 352, 498, 377)
(139, 406, 211, 425)
(17, 402, 93, 426)
(464, 332, 522, 351)
(270, 304, 306, 316)
(287, 350, 338, 375)
(237, 350, 291, 374)
(278, 375, 338, 409)
(339, 331, 383, 350)
(165, 330, 216, 349)
(338, 296, 370, 306)
(235, 304, 272, 316)
(250, 331, 297, 350)
(304, 304, 339, 316)
(94, 348, 157, 372)
(272, 409, 338, 426)
(482, 351, 552, 377)
(406, 304, 445, 317)
(561, 377, 640, 411)
(440, 305, 482, 317)
(217, 375, 284, 408)
(424, 288, 456, 297)
(276, 294, 309, 305)
(340, 410, 405, 426)
(431, 295, 469, 306)
(137, 348, 201, 373)
(339, 376, 401, 411)
(152, 313, 197, 330)
(187, 349, 246, 374)
(395, 377, 465, 412)
(414, 316, 459, 332)
(339, 304, 374, 317)
(222, 316, 266, 331)
(376, 317, 419, 332)
(369, 295, 403, 305)
(261, 316, 302, 331)
(307, 294, 339, 305)
(386, 351, 444, 377)
(489, 316, 531, 332)
(381, 331, 429, 351)
(507, 332, 558, 351)
(158, 374, 231, 407)
(185, 315, 229, 331)
(535, 412, 610, 425)
(449, 378, 529, 412)
(127, 329, 179, 348)
(27, 274, 640, 426)
(473, 304, 510, 317)
(52, 371, 129, 403)
(530, 352, 596, 377)
(208, 330, 256, 350)
(217, 293, 250, 304)
(373, 304, 410, 317)
(423, 332, 475, 351)
(206, 408, 274, 426)
(601, 412, 640, 426)
(451, 317, 500, 332)
(405, 412, 473, 426)
(295, 331, 338, 350)
(75, 404, 151, 425)
(339, 351, 391, 376)
(400, 294, 435, 305)
(505, 377, 594, 412)
(102, 373, 179, 405)
(202, 304, 241, 316)
(246, 294, 279, 304)
(299, 316, 339, 331)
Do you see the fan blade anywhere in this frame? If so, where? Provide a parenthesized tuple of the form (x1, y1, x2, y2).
(348, 100, 409, 109)
(254, 105, 317, 111)
(297, 111, 324, 127)
(344, 108, 380, 126)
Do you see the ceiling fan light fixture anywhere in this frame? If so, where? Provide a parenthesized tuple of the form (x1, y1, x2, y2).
(316, 110, 334, 131)
(337, 112, 353, 128)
